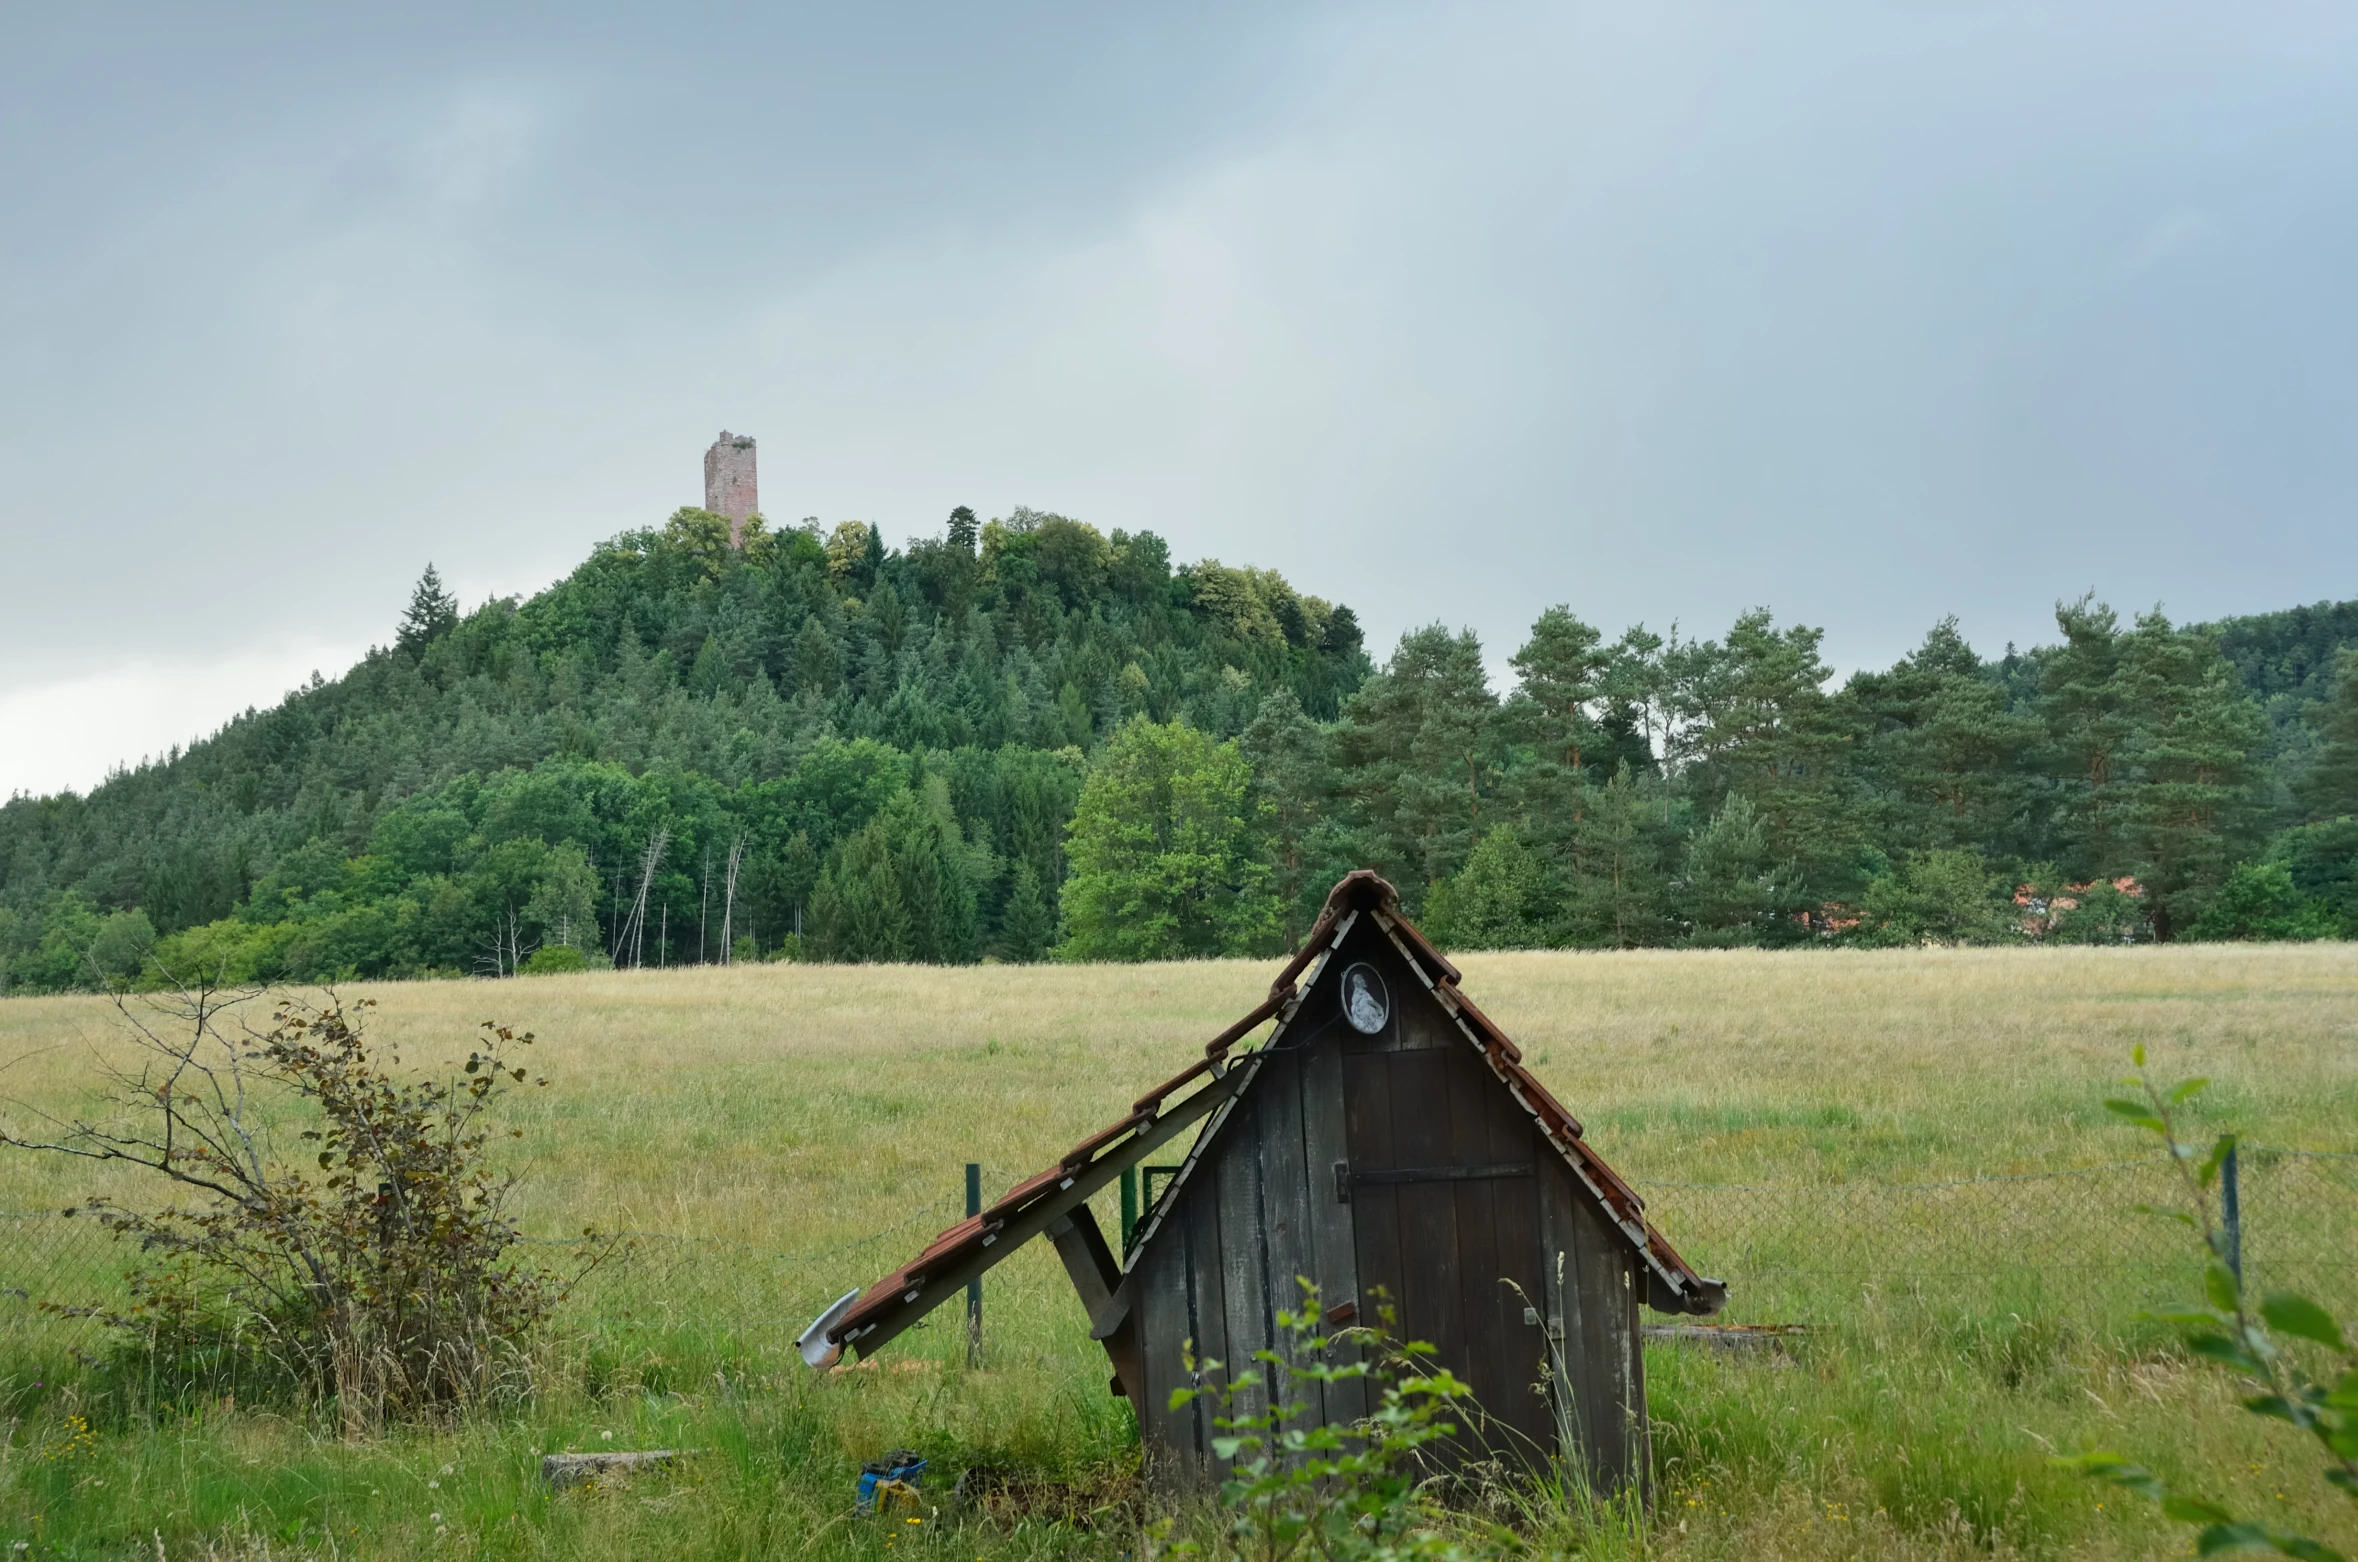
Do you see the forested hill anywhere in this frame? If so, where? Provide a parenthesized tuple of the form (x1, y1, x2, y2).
(2200, 599, 2358, 707)
(1, 496, 2353, 993)
(0, 506, 1368, 988)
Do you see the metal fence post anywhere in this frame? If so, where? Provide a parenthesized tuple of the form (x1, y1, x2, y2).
(1120, 1165, 1139, 1252)
(965, 1162, 983, 1368)
(2221, 1143, 2243, 1286)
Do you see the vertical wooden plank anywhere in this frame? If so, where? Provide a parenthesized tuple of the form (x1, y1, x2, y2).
(1481, 1165, 1546, 1462)
(1345, 1042, 1408, 1454)
(1350, 1186, 1404, 1332)
(1479, 1142, 1549, 1459)
(1136, 1231, 1199, 1478)
(1389, 1048, 1464, 1393)
(1299, 1031, 1365, 1425)
(1443, 1047, 1512, 1460)
(1568, 1188, 1636, 1495)
(1253, 1047, 1325, 1431)
(1627, 1253, 1652, 1510)
(1342, 1051, 1404, 1333)
(1490, 1061, 1551, 1462)
(1186, 1160, 1232, 1443)
(1450, 1057, 1546, 1466)
(1538, 1156, 1584, 1478)
(1215, 1095, 1274, 1437)
(1392, 989, 1456, 1050)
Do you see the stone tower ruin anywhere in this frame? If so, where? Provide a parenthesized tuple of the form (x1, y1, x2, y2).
(703, 431, 758, 547)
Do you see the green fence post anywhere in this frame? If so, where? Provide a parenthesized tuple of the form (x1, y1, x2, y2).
(965, 1162, 983, 1368)
(2222, 1143, 2243, 1286)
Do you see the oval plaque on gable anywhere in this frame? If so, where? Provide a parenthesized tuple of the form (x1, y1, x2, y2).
(1339, 962, 1390, 1035)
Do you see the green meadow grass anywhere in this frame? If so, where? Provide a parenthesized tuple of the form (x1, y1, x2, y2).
(1, 943, 2354, 1559)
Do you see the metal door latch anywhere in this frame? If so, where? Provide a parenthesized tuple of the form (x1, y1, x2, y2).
(1333, 1160, 1351, 1203)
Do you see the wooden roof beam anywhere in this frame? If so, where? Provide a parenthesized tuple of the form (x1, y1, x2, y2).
(831, 1066, 1249, 1360)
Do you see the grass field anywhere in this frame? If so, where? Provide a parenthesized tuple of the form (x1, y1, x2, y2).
(2, 943, 2354, 1559)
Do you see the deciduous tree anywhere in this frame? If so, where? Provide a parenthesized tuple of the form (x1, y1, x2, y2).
(1060, 716, 1276, 961)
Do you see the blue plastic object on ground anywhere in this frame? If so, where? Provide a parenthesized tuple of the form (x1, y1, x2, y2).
(856, 1449, 927, 1513)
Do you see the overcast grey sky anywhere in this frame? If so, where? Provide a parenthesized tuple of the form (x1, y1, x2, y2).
(4, 3, 2355, 797)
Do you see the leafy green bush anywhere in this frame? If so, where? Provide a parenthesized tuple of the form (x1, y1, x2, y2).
(4, 990, 614, 1429)
(2053, 879, 2149, 943)
(1168, 1284, 1476, 1561)
(521, 943, 591, 974)
(1853, 848, 2018, 946)
(2187, 861, 2339, 942)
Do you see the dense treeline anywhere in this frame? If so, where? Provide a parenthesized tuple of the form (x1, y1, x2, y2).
(1264, 601, 2357, 952)
(1, 500, 2351, 992)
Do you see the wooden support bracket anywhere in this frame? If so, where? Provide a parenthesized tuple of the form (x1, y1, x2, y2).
(839, 1066, 1248, 1364)
(1047, 1204, 1144, 1400)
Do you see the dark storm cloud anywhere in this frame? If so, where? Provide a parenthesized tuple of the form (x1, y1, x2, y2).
(3, 2, 2355, 795)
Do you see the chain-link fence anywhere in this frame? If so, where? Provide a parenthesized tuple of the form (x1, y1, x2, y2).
(5, 1152, 2353, 1370)
(1636, 1149, 2358, 1332)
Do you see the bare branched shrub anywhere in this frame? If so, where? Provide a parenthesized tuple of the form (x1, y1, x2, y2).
(0, 981, 614, 1430)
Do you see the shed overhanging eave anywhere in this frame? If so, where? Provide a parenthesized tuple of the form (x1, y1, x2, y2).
(1119, 914, 1354, 1268)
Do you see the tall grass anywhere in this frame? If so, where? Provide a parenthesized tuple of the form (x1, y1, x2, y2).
(1, 942, 2353, 1558)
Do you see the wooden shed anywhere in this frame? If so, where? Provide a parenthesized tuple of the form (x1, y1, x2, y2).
(799, 871, 1725, 1491)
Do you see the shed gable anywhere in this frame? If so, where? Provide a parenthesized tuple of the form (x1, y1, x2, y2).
(1127, 909, 1659, 1482)
(1125, 896, 1723, 1321)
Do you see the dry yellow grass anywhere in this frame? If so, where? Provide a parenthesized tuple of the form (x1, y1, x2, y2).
(3, 944, 2356, 1561)
(3, 942, 2352, 1248)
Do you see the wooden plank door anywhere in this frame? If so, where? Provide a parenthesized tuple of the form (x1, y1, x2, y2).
(1341, 1042, 1554, 1467)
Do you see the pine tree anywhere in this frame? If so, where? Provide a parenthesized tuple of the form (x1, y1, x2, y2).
(1680, 793, 1799, 947)
(788, 617, 842, 698)
(885, 781, 980, 964)
(1847, 619, 2036, 857)
(1503, 607, 1614, 923)
(2297, 647, 2358, 821)
(2038, 595, 2131, 877)
(778, 831, 820, 938)
(805, 866, 844, 959)
(999, 860, 1054, 961)
(1333, 625, 1499, 902)
(1239, 689, 1335, 945)
(2113, 612, 2265, 939)
(1602, 625, 1671, 769)
(1434, 826, 1551, 950)
(810, 824, 909, 962)
(1565, 762, 1672, 948)
(1508, 606, 1609, 774)
(396, 564, 460, 656)
(1669, 610, 1856, 894)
